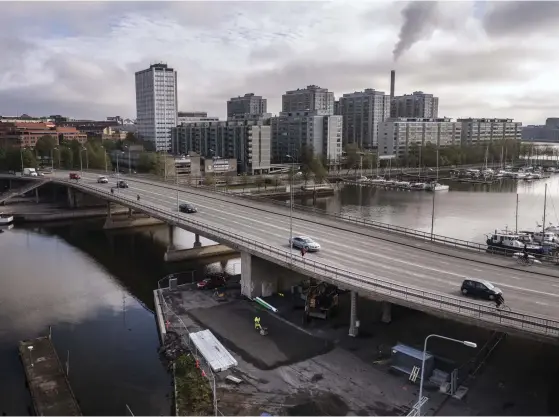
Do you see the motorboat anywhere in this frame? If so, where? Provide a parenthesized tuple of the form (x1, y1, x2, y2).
(532, 231, 559, 244)
(427, 182, 450, 191)
(355, 176, 369, 183)
(486, 231, 542, 254)
(545, 167, 556, 173)
(410, 182, 428, 190)
(369, 177, 387, 184)
(0, 213, 14, 225)
(395, 181, 411, 190)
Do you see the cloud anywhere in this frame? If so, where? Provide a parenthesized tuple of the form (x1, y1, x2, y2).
(482, 1, 559, 37)
(0, 1, 557, 125)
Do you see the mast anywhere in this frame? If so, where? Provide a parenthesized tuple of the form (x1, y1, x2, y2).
(500, 146, 504, 170)
(515, 193, 519, 234)
(543, 183, 548, 237)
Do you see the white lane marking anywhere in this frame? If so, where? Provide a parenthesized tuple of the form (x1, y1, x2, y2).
(82, 178, 559, 301)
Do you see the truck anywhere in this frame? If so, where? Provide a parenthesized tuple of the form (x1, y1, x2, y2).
(23, 168, 38, 177)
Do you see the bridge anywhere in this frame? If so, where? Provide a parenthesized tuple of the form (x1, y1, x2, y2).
(3, 171, 559, 342)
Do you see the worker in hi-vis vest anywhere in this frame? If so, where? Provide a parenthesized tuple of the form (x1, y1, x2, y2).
(254, 316, 261, 330)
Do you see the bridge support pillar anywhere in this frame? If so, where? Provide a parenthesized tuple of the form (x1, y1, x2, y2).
(348, 291, 359, 337)
(194, 233, 202, 248)
(35, 187, 39, 203)
(67, 187, 76, 208)
(381, 301, 392, 324)
(128, 207, 133, 217)
(107, 201, 112, 219)
(168, 225, 175, 251)
(240, 252, 278, 298)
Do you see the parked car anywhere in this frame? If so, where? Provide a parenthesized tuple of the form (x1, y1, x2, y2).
(69, 172, 80, 180)
(197, 276, 226, 290)
(289, 236, 321, 252)
(97, 176, 108, 184)
(179, 203, 197, 213)
(117, 180, 128, 188)
(461, 279, 502, 301)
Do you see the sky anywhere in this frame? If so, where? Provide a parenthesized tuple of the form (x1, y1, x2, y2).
(0, 1, 558, 125)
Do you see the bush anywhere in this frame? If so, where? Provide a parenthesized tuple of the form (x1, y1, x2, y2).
(175, 354, 214, 416)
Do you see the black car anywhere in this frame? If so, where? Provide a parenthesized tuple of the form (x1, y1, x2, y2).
(117, 180, 129, 188)
(461, 279, 502, 301)
(179, 203, 197, 213)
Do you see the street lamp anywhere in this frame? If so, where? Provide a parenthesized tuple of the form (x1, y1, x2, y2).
(209, 149, 216, 191)
(83, 147, 89, 171)
(286, 154, 295, 263)
(416, 334, 477, 416)
(51, 147, 58, 171)
(101, 145, 108, 173)
(124, 145, 131, 174)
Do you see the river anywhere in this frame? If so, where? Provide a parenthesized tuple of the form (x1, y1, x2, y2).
(0, 221, 239, 416)
(297, 176, 559, 243)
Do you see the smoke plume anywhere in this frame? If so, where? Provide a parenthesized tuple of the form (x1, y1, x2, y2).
(393, 1, 439, 62)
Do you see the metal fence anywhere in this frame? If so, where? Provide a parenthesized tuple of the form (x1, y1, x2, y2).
(57, 178, 559, 338)
(157, 285, 218, 416)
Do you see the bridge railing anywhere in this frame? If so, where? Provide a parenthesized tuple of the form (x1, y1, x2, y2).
(59, 178, 559, 338)
(181, 183, 559, 265)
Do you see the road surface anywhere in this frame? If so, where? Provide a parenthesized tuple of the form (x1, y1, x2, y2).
(48, 171, 559, 320)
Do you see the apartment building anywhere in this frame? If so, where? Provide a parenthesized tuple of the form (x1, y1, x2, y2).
(227, 93, 267, 120)
(392, 91, 439, 119)
(135, 63, 178, 151)
(338, 89, 391, 149)
(458, 118, 522, 145)
(270, 111, 342, 164)
(282, 85, 334, 115)
(171, 120, 271, 174)
(178, 111, 219, 125)
(378, 118, 462, 158)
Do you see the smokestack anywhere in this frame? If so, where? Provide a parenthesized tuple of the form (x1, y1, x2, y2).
(390, 69, 395, 100)
(390, 69, 396, 118)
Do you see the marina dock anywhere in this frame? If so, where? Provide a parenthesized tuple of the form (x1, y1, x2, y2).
(19, 335, 81, 416)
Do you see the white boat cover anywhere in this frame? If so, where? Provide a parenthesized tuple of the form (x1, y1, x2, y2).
(189, 330, 238, 372)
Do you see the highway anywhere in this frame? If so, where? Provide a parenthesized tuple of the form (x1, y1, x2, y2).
(47, 171, 559, 320)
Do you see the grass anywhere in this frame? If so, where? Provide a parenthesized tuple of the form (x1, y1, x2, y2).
(175, 354, 214, 416)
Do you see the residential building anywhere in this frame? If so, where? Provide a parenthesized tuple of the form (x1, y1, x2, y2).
(0, 114, 53, 123)
(135, 63, 178, 151)
(270, 111, 342, 164)
(378, 118, 462, 158)
(177, 111, 219, 125)
(101, 126, 128, 141)
(56, 126, 87, 144)
(392, 91, 439, 119)
(338, 89, 391, 149)
(282, 85, 334, 115)
(522, 125, 547, 141)
(227, 93, 267, 119)
(57, 119, 120, 137)
(171, 120, 271, 174)
(458, 118, 522, 145)
(0, 122, 87, 148)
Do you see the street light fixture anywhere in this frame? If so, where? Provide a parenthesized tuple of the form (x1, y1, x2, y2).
(51, 147, 58, 171)
(415, 334, 477, 416)
(124, 145, 131, 174)
(286, 154, 295, 264)
(209, 149, 216, 191)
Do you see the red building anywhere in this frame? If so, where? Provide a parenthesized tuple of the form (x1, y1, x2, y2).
(0, 122, 87, 148)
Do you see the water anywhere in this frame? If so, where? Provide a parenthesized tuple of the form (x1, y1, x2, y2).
(297, 177, 559, 243)
(0, 221, 239, 416)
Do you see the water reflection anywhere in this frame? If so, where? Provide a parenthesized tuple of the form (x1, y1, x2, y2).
(0, 221, 240, 416)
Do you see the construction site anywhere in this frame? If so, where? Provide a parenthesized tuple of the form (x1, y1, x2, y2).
(156, 272, 559, 416)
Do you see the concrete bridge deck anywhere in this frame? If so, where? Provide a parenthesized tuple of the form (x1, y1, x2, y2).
(6, 171, 559, 340)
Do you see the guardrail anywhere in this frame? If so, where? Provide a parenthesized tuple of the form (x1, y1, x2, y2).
(58, 178, 559, 339)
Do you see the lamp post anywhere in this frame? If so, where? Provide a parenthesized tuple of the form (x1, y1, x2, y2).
(83, 147, 89, 170)
(416, 334, 477, 416)
(20, 146, 25, 173)
(209, 149, 216, 191)
(51, 147, 58, 171)
(79, 148, 83, 173)
(124, 145, 131, 174)
(286, 154, 295, 263)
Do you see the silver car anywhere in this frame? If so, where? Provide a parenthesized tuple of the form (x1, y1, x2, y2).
(289, 236, 321, 252)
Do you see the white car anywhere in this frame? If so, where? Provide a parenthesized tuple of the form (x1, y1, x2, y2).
(289, 236, 321, 252)
(97, 176, 109, 184)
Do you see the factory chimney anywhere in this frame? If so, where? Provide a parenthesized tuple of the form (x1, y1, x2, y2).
(390, 69, 395, 100)
(390, 69, 396, 118)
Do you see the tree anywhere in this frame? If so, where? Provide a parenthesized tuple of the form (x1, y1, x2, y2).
(125, 132, 138, 143)
(223, 174, 233, 191)
(35, 135, 58, 157)
(299, 144, 314, 170)
(204, 175, 215, 187)
(254, 175, 265, 192)
(59, 147, 74, 169)
(21, 148, 37, 169)
(310, 157, 327, 184)
(344, 143, 360, 174)
(239, 173, 249, 191)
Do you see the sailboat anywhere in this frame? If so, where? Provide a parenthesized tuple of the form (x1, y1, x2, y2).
(427, 148, 449, 191)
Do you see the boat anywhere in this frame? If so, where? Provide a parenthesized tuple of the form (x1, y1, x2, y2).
(0, 213, 14, 225)
(486, 231, 543, 254)
(369, 177, 387, 184)
(410, 182, 427, 190)
(427, 182, 449, 191)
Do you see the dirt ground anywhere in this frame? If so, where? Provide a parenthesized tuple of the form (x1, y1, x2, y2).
(160, 284, 559, 416)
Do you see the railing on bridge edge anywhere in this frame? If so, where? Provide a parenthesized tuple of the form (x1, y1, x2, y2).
(59, 178, 559, 339)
